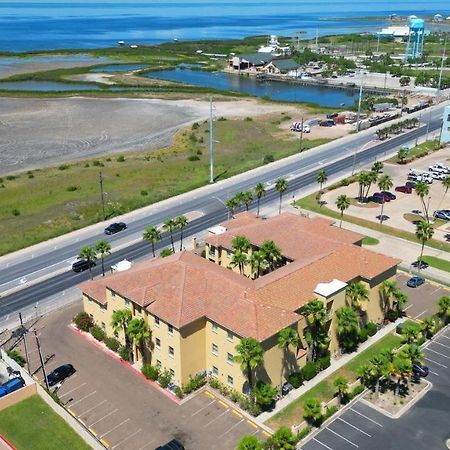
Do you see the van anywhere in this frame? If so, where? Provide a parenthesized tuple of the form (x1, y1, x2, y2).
(0, 376, 25, 398)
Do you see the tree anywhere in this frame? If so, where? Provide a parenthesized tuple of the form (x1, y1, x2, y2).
(415, 220, 434, 265)
(402, 324, 420, 344)
(379, 280, 397, 313)
(275, 178, 288, 215)
(335, 194, 350, 227)
(163, 218, 176, 252)
(392, 290, 408, 315)
(254, 381, 278, 411)
(333, 377, 349, 405)
(303, 398, 323, 426)
(260, 240, 283, 272)
(437, 296, 450, 323)
(242, 191, 254, 212)
(401, 344, 424, 365)
(357, 363, 373, 387)
(234, 192, 247, 209)
(78, 245, 97, 280)
(237, 435, 262, 450)
(143, 225, 162, 257)
(316, 169, 327, 205)
(336, 306, 360, 352)
(250, 250, 267, 279)
(175, 215, 189, 251)
(111, 309, 132, 357)
(128, 318, 151, 364)
(254, 183, 266, 217)
(372, 161, 384, 173)
(364, 170, 378, 201)
(422, 316, 438, 338)
(377, 174, 393, 224)
(226, 197, 238, 218)
(399, 76, 411, 86)
(345, 282, 369, 310)
(277, 327, 301, 389)
(95, 240, 111, 277)
(266, 426, 298, 450)
(397, 147, 408, 164)
(234, 337, 264, 405)
(302, 299, 330, 362)
(392, 356, 412, 396)
(437, 176, 450, 210)
(232, 235, 251, 253)
(357, 171, 370, 202)
(370, 355, 389, 395)
(415, 181, 430, 221)
(231, 250, 249, 275)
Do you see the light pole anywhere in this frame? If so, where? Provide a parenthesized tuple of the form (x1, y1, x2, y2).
(299, 116, 304, 151)
(209, 96, 214, 184)
(436, 36, 447, 104)
(99, 171, 106, 221)
(355, 78, 364, 133)
(19, 313, 31, 375)
(34, 329, 49, 391)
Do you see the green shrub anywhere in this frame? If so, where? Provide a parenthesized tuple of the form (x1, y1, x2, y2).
(116, 155, 125, 162)
(358, 328, 369, 343)
(58, 164, 70, 170)
(66, 185, 78, 192)
(248, 402, 262, 417)
(106, 157, 111, 162)
(90, 325, 106, 341)
(191, 122, 199, 130)
(118, 346, 131, 361)
(386, 309, 399, 322)
(73, 312, 94, 332)
(6, 175, 16, 181)
(351, 384, 365, 397)
(175, 386, 184, 398)
(0, 177, 3, 183)
(158, 369, 172, 388)
(244, 117, 253, 121)
(196, 149, 203, 155)
(142, 364, 160, 381)
(263, 154, 274, 164)
(317, 355, 331, 371)
(189, 132, 198, 143)
(92, 160, 104, 167)
(324, 405, 338, 420)
(12, 209, 20, 216)
(288, 372, 303, 388)
(104, 337, 121, 352)
(416, 336, 426, 346)
(297, 426, 311, 440)
(187, 155, 200, 161)
(182, 372, 207, 395)
(218, 117, 227, 121)
(302, 362, 318, 381)
(254, 381, 278, 411)
(160, 248, 173, 257)
(366, 322, 377, 336)
(209, 377, 221, 389)
(140, 190, 148, 196)
(7, 350, 26, 367)
(28, 173, 34, 179)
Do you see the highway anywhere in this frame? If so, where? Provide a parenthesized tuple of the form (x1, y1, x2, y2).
(0, 104, 445, 321)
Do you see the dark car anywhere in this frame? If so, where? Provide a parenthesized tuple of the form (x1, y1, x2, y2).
(406, 276, 425, 288)
(395, 186, 413, 194)
(72, 259, 96, 273)
(405, 181, 416, 189)
(412, 260, 429, 269)
(412, 363, 429, 378)
(369, 195, 383, 204)
(104, 222, 127, 235)
(373, 192, 391, 202)
(155, 439, 185, 450)
(381, 191, 396, 200)
(281, 382, 294, 396)
(46, 364, 76, 386)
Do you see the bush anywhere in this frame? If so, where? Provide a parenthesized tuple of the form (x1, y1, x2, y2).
(160, 248, 173, 257)
(263, 154, 274, 164)
(158, 369, 172, 388)
(118, 345, 131, 361)
(116, 155, 125, 162)
(183, 373, 207, 395)
(324, 405, 338, 420)
(142, 364, 160, 381)
(7, 350, 26, 367)
(358, 328, 369, 343)
(187, 155, 200, 161)
(288, 372, 303, 388)
(66, 185, 78, 192)
(248, 402, 262, 417)
(90, 325, 106, 342)
(351, 384, 365, 397)
(28, 173, 34, 179)
(297, 426, 311, 440)
(386, 309, 399, 322)
(189, 132, 197, 143)
(6, 175, 16, 181)
(106, 157, 111, 162)
(12, 209, 20, 216)
(209, 377, 221, 389)
(58, 164, 70, 170)
(92, 160, 104, 167)
(218, 116, 227, 121)
(73, 312, 94, 332)
(175, 386, 184, 399)
(317, 355, 331, 371)
(244, 117, 253, 121)
(302, 362, 318, 381)
(140, 190, 148, 196)
(254, 381, 278, 411)
(366, 322, 377, 336)
(191, 122, 199, 130)
(104, 337, 121, 352)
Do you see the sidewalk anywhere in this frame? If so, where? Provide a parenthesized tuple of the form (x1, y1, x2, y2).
(257, 318, 403, 424)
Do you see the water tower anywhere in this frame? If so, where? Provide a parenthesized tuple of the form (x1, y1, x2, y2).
(404, 18, 425, 62)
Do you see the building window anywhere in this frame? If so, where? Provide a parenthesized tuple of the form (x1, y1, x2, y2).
(87, 296, 92, 303)
(170, 369, 175, 378)
(227, 353, 234, 364)
(212, 322, 218, 333)
(212, 343, 218, 355)
(101, 322, 106, 331)
(227, 375, 233, 386)
(155, 338, 161, 349)
(212, 366, 218, 377)
(169, 346, 174, 357)
(111, 291, 116, 298)
(168, 324, 174, 335)
(209, 245, 216, 255)
(155, 316, 160, 326)
(135, 305, 141, 314)
(124, 298, 130, 308)
(156, 360, 161, 368)
(227, 331, 233, 342)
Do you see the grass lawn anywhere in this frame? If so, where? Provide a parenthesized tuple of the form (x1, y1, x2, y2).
(387, 139, 443, 164)
(0, 395, 90, 450)
(362, 236, 379, 246)
(421, 256, 450, 273)
(0, 116, 330, 255)
(266, 333, 402, 430)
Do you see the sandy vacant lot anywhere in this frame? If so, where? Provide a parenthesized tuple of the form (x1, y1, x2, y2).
(0, 97, 298, 175)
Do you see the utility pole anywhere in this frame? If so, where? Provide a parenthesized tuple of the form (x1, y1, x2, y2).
(34, 329, 49, 391)
(209, 96, 214, 184)
(299, 116, 304, 152)
(355, 80, 363, 133)
(99, 171, 106, 221)
(19, 313, 31, 375)
(436, 36, 447, 104)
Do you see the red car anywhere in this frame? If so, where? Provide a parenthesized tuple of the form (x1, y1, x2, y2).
(395, 185, 412, 194)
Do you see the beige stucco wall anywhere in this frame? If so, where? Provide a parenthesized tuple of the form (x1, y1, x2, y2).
(179, 319, 206, 385)
(0, 383, 37, 412)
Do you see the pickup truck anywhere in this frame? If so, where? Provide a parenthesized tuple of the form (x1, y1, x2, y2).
(0, 376, 25, 398)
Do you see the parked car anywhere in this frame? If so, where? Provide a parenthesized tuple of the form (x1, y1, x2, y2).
(369, 196, 383, 204)
(72, 259, 96, 273)
(104, 222, 127, 235)
(412, 363, 429, 378)
(46, 364, 76, 386)
(155, 440, 185, 450)
(381, 191, 396, 200)
(395, 185, 412, 194)
(412, 260, 429, 269)
(319, 119, 335, 127)
(373, 192, 391, 202)
(0, 376, 25, 398)
(406, 276, 425, 288)
(281, 382, 294, 396)
(405, 181, 416, 189)
(434, 210, 450, 220)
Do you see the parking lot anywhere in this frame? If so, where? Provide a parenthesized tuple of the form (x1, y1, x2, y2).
(300, 325, 450, 450)
(16, 303, 268, 450)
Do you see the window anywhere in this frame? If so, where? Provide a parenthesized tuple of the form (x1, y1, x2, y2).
(170, 369, 175, 378)
(124, 298, 130, 308)
(156, 360, 161, 368)
(168, 324, 174, 335)
(111, 290, 116, 298)
(227, 375, 234, 386)
(155, 338, 161, 348)
(114, 330, 119, 338)
(227, 331, 233, 342)
(212, 366, 218, 376)
(89, 314, 94, 320)
(87, 295, 92, 303)
(101, 322, 106, 331)
(169, 346, 174, 357)
(212, 343, 218, 355)
(155, 316, 160, 326)
(212, 322, 218, 333)
(135, 305, 141, 314)
(227, 352, 234, 364)
(209, 245, 216, 255)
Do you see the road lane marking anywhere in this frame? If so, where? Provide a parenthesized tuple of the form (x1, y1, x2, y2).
(313, 437, 333, 449)
(442, 335, 450, 340)
(427, 348, 450, 359)
(100, 418, 130, 438)
(111, 428, 142, 449)
(79, 400, 107, 417)
(350, 408, 383, 427)
(191, 399, 215, 416)
(424, 356, 448, 368)
(434, 340, 450, 350)
(414, 310, 427, 319)
(429, 370, 439, 376)
(338, 417, 371, 437)
(59, 382, 87, 398)
(326, 427, 359, 447)
(89, 409, 118, 427)
(137, 440, 156, 450)
(70, 390, 96, 407)
(218, 419, 244, 438)
(204, 409, 229, 427)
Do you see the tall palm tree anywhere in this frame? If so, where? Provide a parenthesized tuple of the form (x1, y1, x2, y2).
(415, 220, 434, 266)
(336, 306, 360, 352)
(234, 192, 246, 209)
(242, 191, 253, 212)
(345, 282, 369, 309)
(379, 280, 397, 314)
(392, 356, 412, 396)
(333, 377, 349, 405)
(95, 240, 111, 277)
(437, 295, 450, 323)
(234, 337, 264, 405)
(357, 363, 373, 387)
(392, 290, 408, 316)
(163, 218, 176, 252)
(414, 181, 430, 222)
(231, 250, 249, 275)
(365, 170, 378, 201)
(402, 325, 420, 344)
(275, 177, 288, 215)
(176, 215, 189, 251)
(437, 176, 450, 210)
(357, 171, 370, 202)
(232, 235, 251, 253)
(316, 169, 327, 205)
(226, 197, 238, 219)
(78, 245, 97, 280)
(401, 344, 424, 365)
(128, 318, 151, 364)
(254, 183, 266, 217)
(111, 309, 132, 357)
(143, 225, 162, 257)
(422, 316, 437, 338)
(371, 355, 389, 396)
(397, 147, 408, 164)
(250, 250, 267, 279)
(302, 299, 329, 362)
(377, 174, 393, 224)
(277, 328, 301, 390)
(260, 240, 282, 271)
(335, 194, 350, 227)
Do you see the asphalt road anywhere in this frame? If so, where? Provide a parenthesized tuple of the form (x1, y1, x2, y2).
(0, 106, 445, 320)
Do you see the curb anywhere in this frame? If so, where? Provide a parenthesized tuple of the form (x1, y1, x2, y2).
(0, 434, 16, 450)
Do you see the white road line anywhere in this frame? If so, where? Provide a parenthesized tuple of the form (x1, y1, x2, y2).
(313, 437, 333, 450)
(218, 419, 244, 438)
(350, 408, 383, 427)
(424, 356, 448, 368)
(69, 390, 97, 407)
(137, 439, 155, 450)
(111, 428, 142, 449)
(427, 348, 450, 359)
(326, 427, 359, 448)
(338, 417, 371, 437)
(79, 400, 107, 417)
(99, 418, 130, 438)
(442, 335, 450, 340)
(204, 409, 229, 427)
(59, 382, 87, 398)
(434, 340, 450, 350)
(89, 408, 118, 427)
(191, 399, 216, 416)
(252, 429, 260, 436)
(403, 304, 413, 311)
(414, 310, 427, 319)
(429, 370, 439, 376)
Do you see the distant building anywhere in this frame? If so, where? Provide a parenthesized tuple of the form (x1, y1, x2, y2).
(229, 53, 273, 72)
(377, 26, 410, 39)
(262, 58, 301, 76)
(440, 105, 450, 144)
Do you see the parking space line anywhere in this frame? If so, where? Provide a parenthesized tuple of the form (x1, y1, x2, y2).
(429, 370, 439, 376)
(414, 310, 427, 319)
(326, 427, 358, 447)
(137, 439, 156, 450)
(442, 335, 450, 340)
(100, 418, 130, 439)
(246, 420, 258, 429)
(111, 428, 141, 449)
(70, 390, 97, 407)
(79, 400, 107, 417)
(191, 399, 216, 416)
(204, 409, 229, 427)
(218, 400, 229, 409)
(218, 419, 244, 438)
(204, 391, 215, 399)
(100, 438, 110, 449)
(427, 348, 450, 359)
(338, 417, 371, 437)
(434, 340, 450, 350)
(89, 409, 119, 427)
(424, 356, 448, 368)
(262, 431, 271, 438)
(59, 382, 87, 398)
(232, 410, 243, 419)
(350, 408, 383, 427)
(313, 437, 333, 449)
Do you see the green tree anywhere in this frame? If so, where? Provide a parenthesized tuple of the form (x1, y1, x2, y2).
(254, 382, 278, 411)
(226, 196, 239, 218)
(303, 398, 323, 426)
(128, 318, 151, 364)
(231, 250, 249, 275)
(175, 215, 189, 251)
(377, 174, 393, 224)
(335, 194, 350, 227)
(415, 220, 434, 265)
(160, 248, 173, 257)
(78, 245, 97, 280)
(357, 363, 373, 387)
(402, 324, 420, 344)
(345, 282, 369, 310)
(336, 306, 360, 352)
(237, 435, 262, 450)
(260, 240, 283, 272)
(143, 225, 162, 257)
(422, 316, 438, 338)
(437, 296, 450, 323)
(414, 181, 430, 222)
(357, 171, 370, 201)
(254, 182, 266, 217)
(370, 355, 389, 395)
(392, 290, 408, 316)
(397, 147, 409, 164)
(277, 327, 301, 389)
(232, 235, 251, 253)
(400, 344, 424, 365)
(234, 337, 264, 405)
(437, 176, 450, 210)
(302, 299, 330, 362)
(316, 169, 328, 205)
(267, 426, 298, 450)
(234, 192, 247, 209)
(372, 161, 384, 173)
(275, 178, 288, 215)
(379, 280, 397, 313)
(111, 309, 132, 357)
(163, 218, 177, 252)
(95, 240, 111, 277)
(333, 377, 349, 405)
(242, 191, 254, 212)
(392, 356, 412, 396)
(250, 250, 267, 279)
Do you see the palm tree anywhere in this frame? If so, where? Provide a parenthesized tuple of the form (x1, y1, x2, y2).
(377, 175, 393, 224)
(397, 147, 408, 164)
(143, 225, 162, 257)
(402, 325, 420, 344)
(226, 197, 238, 219)
(250, 250, 267, 279)
(175, 215, 189, 251)
(163, 218, 176, 252)
(232, 235, 251, 253)
(437, 176, 450, 210)
(392, 290, 408, 316)
(401, 344, 424, 365)
(234, 192, 246, 209)
(254, 183, 266, 217)
(333, 377, 349, 405)
(316, 169, 327, 205)
(372, 161, 384, 174)
(242, 191, 253, 212)
(231, 250, 249, 275)
(336, 306, 360, 352)
(345, 282, 369, 310)
(371, 355, 388, 395)
(365, 170, 378, 201)
(415, 220, 434, 266)
(335, 194, 350, 227)
(260, 240, 282, 272)
(237, 435, 262, 450)
(357, 171, 370, 202)
(357, 363, 373, 387)
(95, 240, 111, 277)
(303, 399, 323, 426)
(234, 337, 264, 405)
(414, 181, 430, 221)
(437, 295, 450, 323)
(422, 316, 437, 338)
(302, 299, 329, 362)
(275, 177, 288, 215)
(128, 318, 151, 364)
(277, 328, 301, 390)
(111, 309, 132, 357)
(392, 356, 412, 396)
(78, 245, 97, 280)
(379, 280, 397, 314)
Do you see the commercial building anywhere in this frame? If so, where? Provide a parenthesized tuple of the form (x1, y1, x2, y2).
(81, 213, 399, 393)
